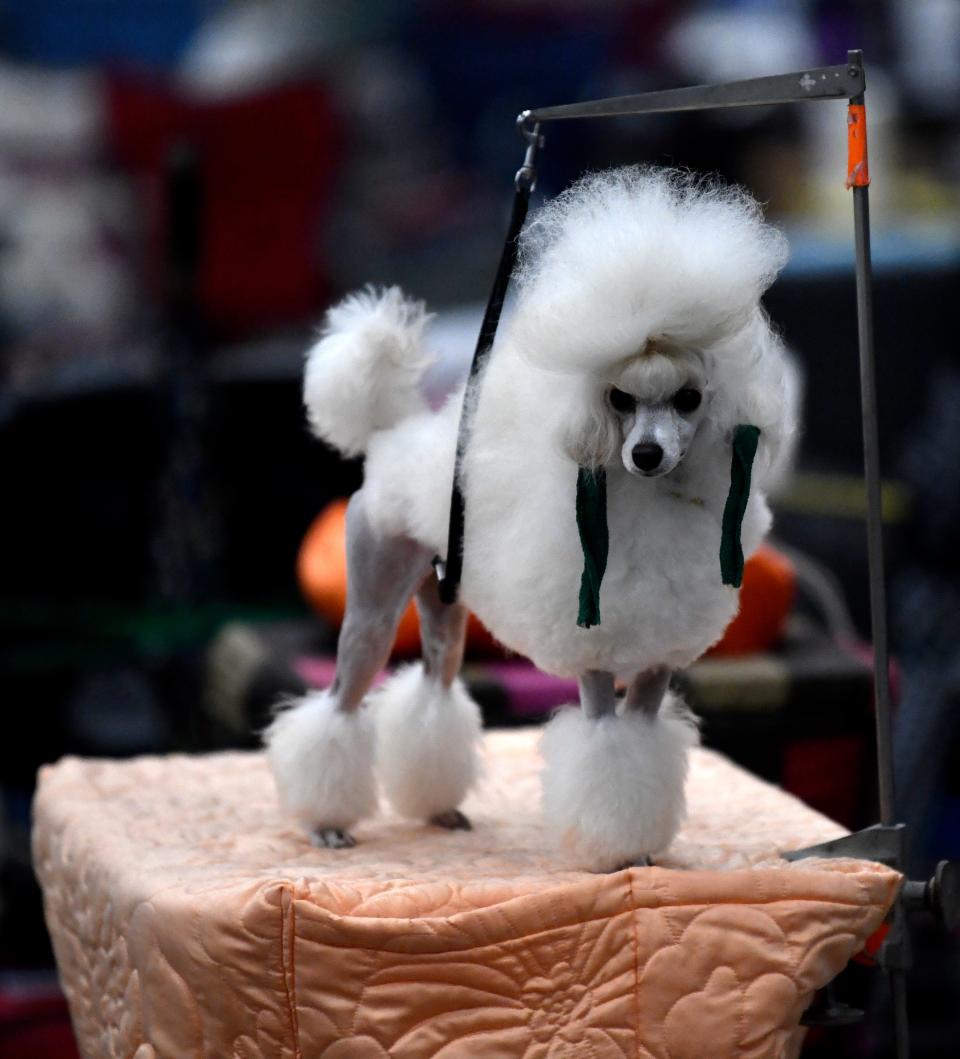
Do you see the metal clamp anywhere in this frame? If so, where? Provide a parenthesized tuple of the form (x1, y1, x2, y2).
(515, 112, 545, 192)
(783, 823, 905, 868)
(901, 861, 960, 932)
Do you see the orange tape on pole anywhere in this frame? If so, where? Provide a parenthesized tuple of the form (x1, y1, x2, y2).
(846, 103, 870, 188)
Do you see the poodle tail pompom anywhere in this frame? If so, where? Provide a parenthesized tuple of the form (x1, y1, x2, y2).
(540, 694, 700, 871)
(304, 285, 433, 457)
(264, 691, 378, 831)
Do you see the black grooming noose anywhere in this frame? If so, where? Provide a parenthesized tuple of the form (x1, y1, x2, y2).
(434, 119, 543, 605)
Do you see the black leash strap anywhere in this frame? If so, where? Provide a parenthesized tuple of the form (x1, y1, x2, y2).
(435, 120, 543, 604)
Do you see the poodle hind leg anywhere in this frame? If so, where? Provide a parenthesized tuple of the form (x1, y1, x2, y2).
(419, 576, 475, 830)
(265, 490, 431, 846)
(623, 667, 670, 716)
(375, 572, 483, 829)
(540, 668, 698, 871)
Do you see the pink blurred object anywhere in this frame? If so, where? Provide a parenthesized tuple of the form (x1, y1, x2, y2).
(478, 662, 578, 717)
(294, 654, 577, 719)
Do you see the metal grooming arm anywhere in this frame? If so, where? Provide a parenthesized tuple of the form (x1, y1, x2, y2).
(523, 60, 863, 122)
(523, 56, 899, 839)
(436, 49, 959, 1059)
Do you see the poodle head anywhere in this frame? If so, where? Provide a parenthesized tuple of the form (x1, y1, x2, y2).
(507, 165, 792, 479)
(563, 341, 710, 477)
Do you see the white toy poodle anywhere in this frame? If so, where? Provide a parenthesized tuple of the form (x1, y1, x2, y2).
(265, 166, 795, 870)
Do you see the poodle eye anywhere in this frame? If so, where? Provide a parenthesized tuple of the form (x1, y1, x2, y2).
(609, 387, 636, 414)
(671, 387, 702, 414)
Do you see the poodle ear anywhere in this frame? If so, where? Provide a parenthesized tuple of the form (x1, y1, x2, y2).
(560, 385, 620, 470)
(717, 313, 797, 490)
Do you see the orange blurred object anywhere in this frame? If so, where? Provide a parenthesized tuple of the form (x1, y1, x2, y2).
(297, 499, 498, 657)
(298, 502, 794, 659)
(708, 544, 795, 656)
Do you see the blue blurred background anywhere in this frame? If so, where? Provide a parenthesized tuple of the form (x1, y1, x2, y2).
(1, 1, 958, 1055)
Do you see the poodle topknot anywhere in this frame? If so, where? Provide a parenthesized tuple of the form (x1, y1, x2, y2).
(266, 166, 797, 869)
(512, 166, 788, 372)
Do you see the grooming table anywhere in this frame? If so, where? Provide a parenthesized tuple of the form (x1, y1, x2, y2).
(32, 729, 899, 1058)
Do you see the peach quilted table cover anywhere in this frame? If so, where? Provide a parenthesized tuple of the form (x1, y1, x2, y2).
(32, 729, 900, 1059)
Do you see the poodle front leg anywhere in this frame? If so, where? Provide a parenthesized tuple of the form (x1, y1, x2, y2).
(264, 490, 431, 847)
(578, 670, 617, 718)
(375, 572, 482, 830)
(540, 668, 698, 871)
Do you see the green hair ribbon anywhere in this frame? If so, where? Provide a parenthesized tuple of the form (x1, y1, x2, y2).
(575, 466, 608, 628)
(719, 424, 761, 588)
(575, 424, 760, 626)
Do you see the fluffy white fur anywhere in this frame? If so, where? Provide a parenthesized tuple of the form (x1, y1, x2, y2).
(340, 169, 795, 680)
(374, 663, 483, 819)
(303, 285, 433, 457)
(264, 692, 377, 830)
(512, 167, 787, 373)
(293, 166, 796, 862)
(540, 694, 700, 870)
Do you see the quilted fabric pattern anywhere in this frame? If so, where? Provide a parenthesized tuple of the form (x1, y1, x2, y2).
(32, 730, 900, 1058)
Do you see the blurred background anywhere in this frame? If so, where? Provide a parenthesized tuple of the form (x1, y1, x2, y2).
(1, 0, 958, 1055)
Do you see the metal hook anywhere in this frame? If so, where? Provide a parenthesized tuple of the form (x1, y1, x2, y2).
(515, 112, 545, 192)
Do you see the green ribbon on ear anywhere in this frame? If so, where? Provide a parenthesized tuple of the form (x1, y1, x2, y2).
(720, 424, 761, 588)
(576, 466, 608, 628)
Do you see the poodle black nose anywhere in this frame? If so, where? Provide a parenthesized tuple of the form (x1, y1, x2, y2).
(632, 442, 663, 472)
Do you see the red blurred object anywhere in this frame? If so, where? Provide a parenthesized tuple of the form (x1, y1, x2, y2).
(708, 544, 796, 656)
(0, 981, 79, 1059)
(106, 73, 343, 336)
(853, 921, 891, 967)
(781, 735, 865, 830)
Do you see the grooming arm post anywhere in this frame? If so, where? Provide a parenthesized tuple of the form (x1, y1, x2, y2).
(846, 50, 895, 832)
(846, 48, 909, 1059)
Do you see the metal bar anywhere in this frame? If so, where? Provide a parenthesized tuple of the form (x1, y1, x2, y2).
(524, 62, 863, 124)
(782, 823, 904, 866)
(853, 180, 896, 828)
(849, 51, 910, 1059)
(890, 968, 911, 1059)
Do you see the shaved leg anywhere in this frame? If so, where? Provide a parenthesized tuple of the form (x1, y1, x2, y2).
(331, 492, 432, 713)
(577, 671, 639, 869)
(311, 491, 431, 847)
(614, 667, 672, 867)
(413, 572, 472, 830)
(415, 572, 468, 689)
(578, 670, 617, 719)
(624, 667, 670, 716)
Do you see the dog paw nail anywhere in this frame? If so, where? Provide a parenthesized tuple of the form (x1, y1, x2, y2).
(312, 827, 357, 849)
(609, 854, 653, 872)
(430, 809, 472, 831)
